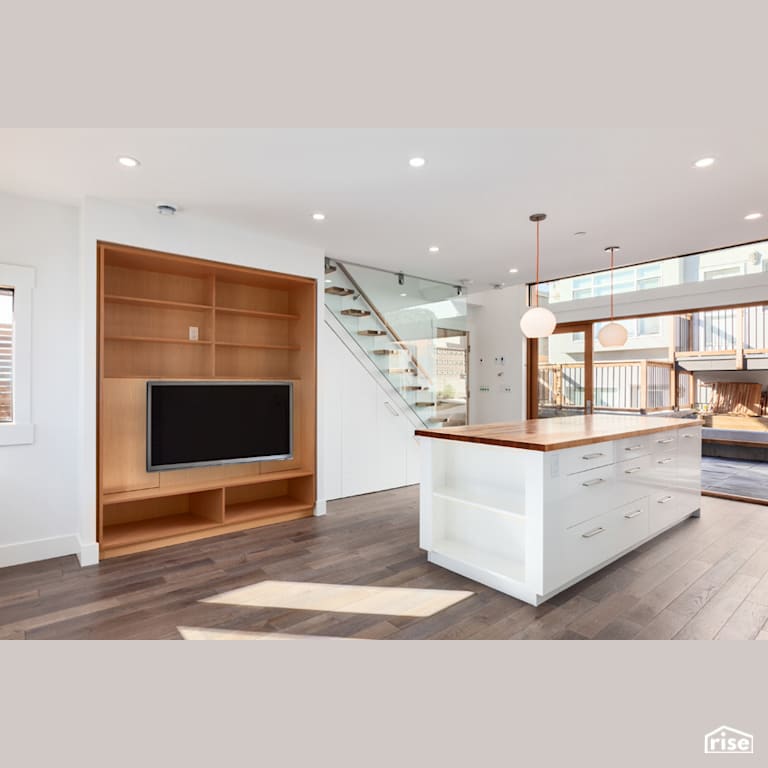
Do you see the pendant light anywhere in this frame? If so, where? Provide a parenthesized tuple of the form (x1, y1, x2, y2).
(520, 213, 557, 338)
(596, 246, 628, 347)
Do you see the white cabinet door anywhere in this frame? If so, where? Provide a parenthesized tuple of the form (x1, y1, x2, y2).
(340, 341, 381, 498)
(374, 390, 408, 492)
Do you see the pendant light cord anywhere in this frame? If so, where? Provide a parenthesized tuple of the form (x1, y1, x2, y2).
(609, 247, 614, 320)
(535, 219, 540, 307)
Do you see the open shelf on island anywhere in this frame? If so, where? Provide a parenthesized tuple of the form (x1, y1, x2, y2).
(432, 486, 524, 517)
(431, 539, 525, 583)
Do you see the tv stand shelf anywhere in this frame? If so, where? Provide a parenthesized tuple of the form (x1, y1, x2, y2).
(97, 242, 317, 560)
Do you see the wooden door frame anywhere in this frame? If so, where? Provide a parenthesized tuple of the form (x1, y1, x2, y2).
(526, 321, 594, 419)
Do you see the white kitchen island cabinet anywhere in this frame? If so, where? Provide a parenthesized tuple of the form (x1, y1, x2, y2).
(415, 415, 702, 606)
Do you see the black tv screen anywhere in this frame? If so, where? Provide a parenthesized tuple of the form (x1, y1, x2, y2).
(147, 381, 293, 471)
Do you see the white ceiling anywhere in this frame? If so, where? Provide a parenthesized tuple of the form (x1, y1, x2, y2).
(1, 127, 767, 289)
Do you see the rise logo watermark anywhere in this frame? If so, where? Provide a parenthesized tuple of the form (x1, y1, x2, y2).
(704, 726, 754, 755)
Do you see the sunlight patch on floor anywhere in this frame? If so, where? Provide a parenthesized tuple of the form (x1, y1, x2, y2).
(200, 580, 474, 617)
(177, 626, 352, 641)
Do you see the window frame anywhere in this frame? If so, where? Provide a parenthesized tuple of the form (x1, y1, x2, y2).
(0, 264, 34, 446)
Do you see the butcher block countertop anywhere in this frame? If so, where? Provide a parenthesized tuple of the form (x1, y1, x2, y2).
(415, 414, 703, 452)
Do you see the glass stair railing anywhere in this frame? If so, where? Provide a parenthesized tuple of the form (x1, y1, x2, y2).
(324, 258, 468, 429)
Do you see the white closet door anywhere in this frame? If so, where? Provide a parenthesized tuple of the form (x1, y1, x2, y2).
(340, 340, 380, 498)
(374, 390, 408, 492)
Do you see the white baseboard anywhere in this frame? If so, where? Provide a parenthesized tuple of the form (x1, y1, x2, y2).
(314, 500, 327, 517)
(77, 538, 100, 567)
(0, 533, 80, 569)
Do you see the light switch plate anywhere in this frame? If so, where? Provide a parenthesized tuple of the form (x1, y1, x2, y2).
(189, 326, 199, 341)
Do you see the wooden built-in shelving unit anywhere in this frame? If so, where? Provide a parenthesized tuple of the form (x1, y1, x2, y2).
(97, 242, 317, 559)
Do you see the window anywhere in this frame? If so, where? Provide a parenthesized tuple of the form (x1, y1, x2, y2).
(0, 264, 34, 445)
(0, 288, 12, 423)
(702, 265, 743, 280)
(564, 265, 663, 303)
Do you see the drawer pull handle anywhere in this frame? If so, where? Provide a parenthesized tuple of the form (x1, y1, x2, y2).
(582, 526, 605, 538)
(624, 509, 643, 519)
(624, 444, 643, 452)
(682, 433, 696, 438)
(657, 457, 673, 465)
(657, 495, 673, 504)
(582, 452, 605, 460)
(624, 467, 641, 474)
(582, 478, 606, 487)
(656, 438, 674, 445)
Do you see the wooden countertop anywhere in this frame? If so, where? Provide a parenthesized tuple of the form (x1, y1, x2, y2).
(415, 414, 703, 452)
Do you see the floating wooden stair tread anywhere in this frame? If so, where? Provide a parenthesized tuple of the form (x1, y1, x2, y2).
(325, 264, 337, 274)
(340, 309, 371, 317)
(372, 349, 398, 356)
(389, 368, 417, 375)
(403, 385, 428, 391)
(358, 330, 387, 337)
(415, 401, 436, 407)
(225, 496, 313, 524)
(427, 417, 449, 424)
(326, 287, 355, 296)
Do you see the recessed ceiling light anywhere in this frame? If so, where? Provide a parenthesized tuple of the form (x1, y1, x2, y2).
(117, 155, 140, 168)
(744, 212, 763, 220)
(325, 279, 332, 283)
(428, 246, 439, 253)
(400, 293, 408, 297)
(508, 268, 519, 274)
(409, 157, 426, 168)
(694, 157, 715, 168)
(312, 212, 326, 221)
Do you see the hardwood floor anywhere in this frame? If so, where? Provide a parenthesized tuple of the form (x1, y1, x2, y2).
(2, 486, 768, 639)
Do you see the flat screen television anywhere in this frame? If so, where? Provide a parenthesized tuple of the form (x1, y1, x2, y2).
(147, 381, 293, 471)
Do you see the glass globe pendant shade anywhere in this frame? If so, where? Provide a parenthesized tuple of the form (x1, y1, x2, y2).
(520, 306, 557, 338)
(597, 321, 628, 347)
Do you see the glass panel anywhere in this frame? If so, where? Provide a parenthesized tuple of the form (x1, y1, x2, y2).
(324, 260, 467, 428)
(536, 238, 768, 306)
(537, 330, 586, 418)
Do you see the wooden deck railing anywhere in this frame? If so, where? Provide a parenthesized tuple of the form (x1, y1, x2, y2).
(676, 306, 768, 358)
(0, 322, 12, 422)
(539, 360, 674, 412)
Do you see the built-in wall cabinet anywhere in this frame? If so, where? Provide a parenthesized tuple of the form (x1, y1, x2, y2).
(98, 242, 317, 558)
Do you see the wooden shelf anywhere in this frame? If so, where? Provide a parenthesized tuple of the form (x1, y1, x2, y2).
(104, 294, 213, 312)
(215, 341, 301, 351)
(103, 469, 314, 504)
(225, 496, 313, 524)
(102, 513, 221, 550)
(105, 335, 212, 345)
(215, 306, 298, 320)
(98, 242, 317, 559)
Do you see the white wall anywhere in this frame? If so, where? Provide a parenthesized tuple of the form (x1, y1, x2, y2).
(0, 193, 83, 566)
(467, 285, 527, 424)
(77, 198, 327, 562)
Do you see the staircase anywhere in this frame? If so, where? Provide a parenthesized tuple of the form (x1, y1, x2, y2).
(324, 259, 459, 428)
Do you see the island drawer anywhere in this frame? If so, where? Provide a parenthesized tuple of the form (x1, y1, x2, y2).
(560, 442, 615, 476)
(651, 431, 678, 455)
(615, 434, 651, 459)
(560, 463, 618, 528)
(545, 497, 650, 590)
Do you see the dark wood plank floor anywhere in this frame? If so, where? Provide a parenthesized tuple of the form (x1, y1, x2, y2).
(2, 486, 768, 640)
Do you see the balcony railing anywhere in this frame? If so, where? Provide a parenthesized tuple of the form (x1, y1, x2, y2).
(676, 305, 768, 357)
(539, 360, 674, 413)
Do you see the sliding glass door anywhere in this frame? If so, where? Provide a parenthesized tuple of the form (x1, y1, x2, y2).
(531, 323, 593, 419)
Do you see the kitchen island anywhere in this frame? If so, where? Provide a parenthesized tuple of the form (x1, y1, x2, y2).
(415, 415, 702, 605)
